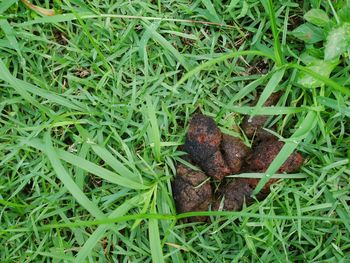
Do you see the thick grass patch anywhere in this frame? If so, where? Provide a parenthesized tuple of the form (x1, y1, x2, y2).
(1, 0, 349, 262)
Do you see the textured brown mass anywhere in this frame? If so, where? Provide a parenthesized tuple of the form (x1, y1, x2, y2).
(184, 114, 230, 180)
(241, 115, 270, 139)
(221, 134, 251, 174)
(263, 91, 284, 107)
(172, 164, 212, 222)
(173, 111, 304, 216)
(241, 140, 303, 196)
(212, 178, 275, 211)
(212, 139, 303, 212)
(248, 140, 303, 173)
(242, 91, 283, 140)
(213, 179, 254, 211)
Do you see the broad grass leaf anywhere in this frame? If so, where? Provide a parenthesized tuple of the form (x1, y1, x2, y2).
(316, 96, 350, 117)
(324, 23, 350, 61)
(149, 196, 164, 263)
(75, 195, 144, 263)
(297, 60, 339, 88)
(145, 96, 161, 162)
(141, 21, 191, 71)
(304, 9, 330, 27)
(251, 68, 285, 116)
(0, 19, 20, 53)
(44, 133, 105, 219)
(292, 23, 325, 43)
(198, 0, 222, 23)
(226, 0, 240, 12)
(339, 6, 350, 23)
(0, 0, 16, 14)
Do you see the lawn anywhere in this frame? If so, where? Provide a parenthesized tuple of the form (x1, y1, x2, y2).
(1, 0, 350, 262)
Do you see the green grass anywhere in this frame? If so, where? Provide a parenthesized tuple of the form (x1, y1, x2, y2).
(1, 0, 350, 262)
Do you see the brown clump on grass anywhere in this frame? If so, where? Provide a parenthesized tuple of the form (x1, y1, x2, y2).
(173, 110, 304, 221)
(248, 140, 303, 173)
(242, 91, 283, 140)
(213, 139, 303, 212)
(172, 164, 212, 222)
(221, 134, 251, 174)
(212, 179, 254, 211)
(184, 114, 230, 180)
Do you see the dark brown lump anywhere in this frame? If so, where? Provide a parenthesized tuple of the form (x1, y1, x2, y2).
(221, 134, 251, 174)
(241, 115, 270, 139)
(263, 91, 284, 107)
(172, 164, 212, 222)
(237, 139, 303, 197)
(173, 110, 304, 220)
(212, 179, 254, 211)
(213, 177, 277, 211)
(248, 140, 303, 173)
(184, 114, 230, 180)
(242, 91, 283, 140)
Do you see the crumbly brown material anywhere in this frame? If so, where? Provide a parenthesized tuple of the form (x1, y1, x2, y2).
(173, 109, 303, 222)
(242, 91, 283, 140)
(184, 114, 230, 180)
(172, 164, 212, 222)
(221, 134, 251, 174)
(248, 140, 303, 173)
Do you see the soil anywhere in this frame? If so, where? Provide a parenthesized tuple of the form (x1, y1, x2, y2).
(173, 107, 304, 222)
(53, 29, 68, 46)
(248, 60, 270, 75)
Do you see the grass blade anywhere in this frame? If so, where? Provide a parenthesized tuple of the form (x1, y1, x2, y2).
(252, 111, 318, 195)
(65, 3, 111, 71)
(228, 173, 307, 179)
(0, 59, 47, 112)
(251, 68, 285, 115)
(91, 144, 140, 180)
(58, 149, 148, 190)
(142, 21, 191, 71)
(145, 96, 161, 162)
(324, 190, 350, 233)
(217, 75, 268, 118)
(26, 138, 149, 190)
(44, 132, 105, 219)
(263, 0, 283, 65)
(149, 194, 164, 263)
(316, 96, 350, 117)
(200, 0, 222, 23)
(0, 19, 20, 53)
(174, 50, 275, 90)
(75, 195, 144, 263)
(0, 59, 84, 111)
(0, 0, 16, 14)
(139, 21, 160, 58)
(223, 106, 304, 115)
(15, 13, 235, 29)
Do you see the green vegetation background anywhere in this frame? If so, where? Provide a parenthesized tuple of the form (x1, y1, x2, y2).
(1, 0, 350, 262)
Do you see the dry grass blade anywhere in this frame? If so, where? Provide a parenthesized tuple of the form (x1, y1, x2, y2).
(21, 0, 55, 16)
